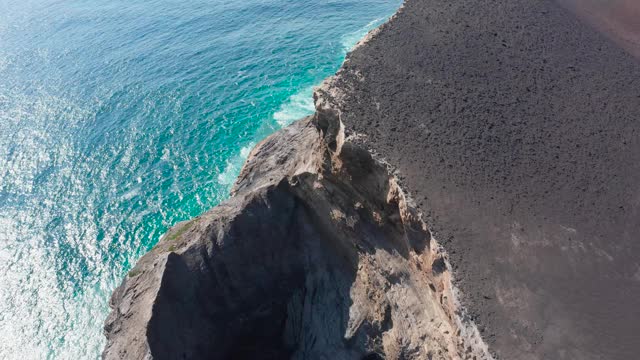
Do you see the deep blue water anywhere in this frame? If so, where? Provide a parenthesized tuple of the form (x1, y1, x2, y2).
(0, 0, 400, 358)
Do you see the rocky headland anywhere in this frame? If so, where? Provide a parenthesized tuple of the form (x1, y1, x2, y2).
(102, 93, 492, 359)
(104, 0, 640, 359)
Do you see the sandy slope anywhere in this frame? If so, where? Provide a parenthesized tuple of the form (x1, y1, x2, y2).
(324, 0, 640, 358)
(559, 0, 640, 58)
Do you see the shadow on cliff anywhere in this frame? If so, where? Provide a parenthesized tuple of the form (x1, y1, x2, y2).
(145, 181, 359, 359)
(144, 143, 429, 359)
(103, 117, 474, 360)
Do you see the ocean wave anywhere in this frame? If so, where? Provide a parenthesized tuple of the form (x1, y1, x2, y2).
(217, 85, 316, 188)
(340, 17, 388, 53)
(217, 143, 255, 187)
(273, 86, 315, 127)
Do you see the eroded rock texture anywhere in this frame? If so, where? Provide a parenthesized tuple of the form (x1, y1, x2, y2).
(102, 107, 491, 359)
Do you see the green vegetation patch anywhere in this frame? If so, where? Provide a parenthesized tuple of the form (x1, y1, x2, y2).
(165, 220, 195, 242)
(128, 268, 142, 277)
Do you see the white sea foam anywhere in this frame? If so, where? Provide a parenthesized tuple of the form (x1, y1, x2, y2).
(216, 17, 391, 189)
(273, 17, 391, 131)
(217, 85, 317, 187)
(217, 143, 255, 186)
(273, 86, 315, 127)
(340, 17, 387, 53)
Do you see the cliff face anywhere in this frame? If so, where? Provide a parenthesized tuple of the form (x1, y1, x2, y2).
(104, 0, 640, 358)
(102, 92, 492, 359)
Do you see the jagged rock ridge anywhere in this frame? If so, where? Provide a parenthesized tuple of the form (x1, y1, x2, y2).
(102, 85, 492, 359)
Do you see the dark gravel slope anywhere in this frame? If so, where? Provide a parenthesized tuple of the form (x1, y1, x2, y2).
(331, 0, 640, 358)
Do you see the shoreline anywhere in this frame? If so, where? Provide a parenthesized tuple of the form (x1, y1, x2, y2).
(102, 3, 495, 358)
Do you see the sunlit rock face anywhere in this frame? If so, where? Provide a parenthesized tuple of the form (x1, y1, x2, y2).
(102, 109, 492, 359)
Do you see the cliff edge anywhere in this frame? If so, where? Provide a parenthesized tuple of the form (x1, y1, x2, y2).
(104, 0, 640, 358)
(102, 93, 491, 359)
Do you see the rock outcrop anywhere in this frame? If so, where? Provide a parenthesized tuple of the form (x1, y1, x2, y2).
(104, 0, 640, 358)
(102, 89, 492, 359)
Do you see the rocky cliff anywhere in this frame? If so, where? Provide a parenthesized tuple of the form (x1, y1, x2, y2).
(104, 0, 640, 358)
(102, 84, 492, 359)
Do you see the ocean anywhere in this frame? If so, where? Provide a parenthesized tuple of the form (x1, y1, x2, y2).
(0, 0, 401, 358)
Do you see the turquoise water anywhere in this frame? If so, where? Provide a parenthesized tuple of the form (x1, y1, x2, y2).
(0, 0, 400, 358)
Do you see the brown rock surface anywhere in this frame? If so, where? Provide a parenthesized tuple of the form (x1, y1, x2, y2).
(102, 111, 491, 359)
